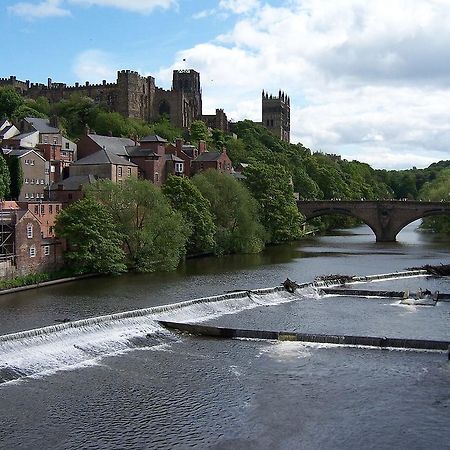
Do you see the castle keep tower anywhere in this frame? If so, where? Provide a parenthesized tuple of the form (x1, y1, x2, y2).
(262, 90, 290, 143)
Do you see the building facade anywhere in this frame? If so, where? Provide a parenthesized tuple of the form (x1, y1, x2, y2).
(262, 90, 290, 143)
(1, 70, 206, 130)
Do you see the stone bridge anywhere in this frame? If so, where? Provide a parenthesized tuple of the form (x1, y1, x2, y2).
(297, 200, 450, 242)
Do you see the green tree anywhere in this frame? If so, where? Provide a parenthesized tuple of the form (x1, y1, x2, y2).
(162, 175, 216, 255)
(419, 167, 450, 233)
(192, 170, 265, 254)
(6, 156, 23, 200)
(243, 162, 304, 243)
(0, 87, 23, 119)
(151, 115, 184, 142)
(12, 104, 47, 122)
(0, 154, 11, 200)
(86, 178, 189, 272)
(55, 197, 127, 274)
(189, 120, 209, 144)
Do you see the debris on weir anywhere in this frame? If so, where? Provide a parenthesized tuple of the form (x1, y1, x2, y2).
(407, 264, 450, 276)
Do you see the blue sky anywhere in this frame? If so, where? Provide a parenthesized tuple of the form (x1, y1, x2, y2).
(2, 0, 450, 169)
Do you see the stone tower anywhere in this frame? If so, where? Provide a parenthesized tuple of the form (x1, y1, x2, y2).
(172, 69, 202, 124)
(262, 90, 290, 143)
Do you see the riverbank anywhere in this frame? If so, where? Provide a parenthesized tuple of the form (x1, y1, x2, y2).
(0, 272, 98, 295)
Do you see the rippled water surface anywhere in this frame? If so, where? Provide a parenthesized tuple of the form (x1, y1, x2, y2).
(0, 222, 449, 449)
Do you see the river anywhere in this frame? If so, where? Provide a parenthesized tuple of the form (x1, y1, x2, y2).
(0, 222, 449, 449)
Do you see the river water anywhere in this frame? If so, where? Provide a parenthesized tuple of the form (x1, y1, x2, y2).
(0, 222, 449, 449)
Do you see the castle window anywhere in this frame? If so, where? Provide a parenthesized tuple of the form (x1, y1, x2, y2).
(29, 245, 36, 258)
(27, 223, 33, 239)
(159, 100, 171, 118)
(43, 245, 50, 256)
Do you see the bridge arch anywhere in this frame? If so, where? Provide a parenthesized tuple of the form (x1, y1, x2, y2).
(297, 200, 450, 242)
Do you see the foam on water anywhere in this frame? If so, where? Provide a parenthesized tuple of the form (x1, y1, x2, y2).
(0, 286, 296, 384)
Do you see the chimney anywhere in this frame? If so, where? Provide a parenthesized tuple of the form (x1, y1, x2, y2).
(198, 140, 206, 154)
(49, 115, 59, 129)
(175, 138, 183, 153)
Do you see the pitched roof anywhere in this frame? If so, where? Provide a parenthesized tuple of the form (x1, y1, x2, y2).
(126, 146, 160, 158)
(164, 154, 184, 162)
(25, 117, 59, 134)
(140, 134, 167, 143)
(193, 151, 222, 162)
(50, 174, 96, 191)
(8, 131, 38, 141)
(73, 148, 137, 166)
(2, 148, 46, 160)
(87, 134, 135, 156)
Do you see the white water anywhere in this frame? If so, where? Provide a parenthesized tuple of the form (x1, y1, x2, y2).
(0, 270, 431, 384)
(0, 286, 301, 383)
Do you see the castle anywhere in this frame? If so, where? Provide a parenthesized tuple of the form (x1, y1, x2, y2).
(0, 69, 228, 132)
(1, 71, 292, 141)
(262, 90, 290, 143)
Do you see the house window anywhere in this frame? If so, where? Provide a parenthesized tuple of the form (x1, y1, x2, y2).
(25, 159, 29, 165)
(25, 178, 29, 184)
(31, 160, 35, 166)
(56, 205, 60, 213)
(30, 193, 34, 198)
(118, 167, 123, 177)
(45, 168, 49, 175)
(44, 137, 48, 144)
(175, 162, 183, 173)
(65, 142, 70, 149)
(30, 179, 35, 185)
(127, 167, 132, 177)
(27, 223, 33, 239)
(40, 205, 45, 214)
(53, 138, 57, 144)
(155, 173, 159, 182)
(49, 205, 53, 213)
(25, 193, 29, 199)
(41, 179, 44, 184)
(43, 245, 50, 256)
(40, 193, 44, 199)
(34, 205, 39, 214)
(29, 246, 36, 258)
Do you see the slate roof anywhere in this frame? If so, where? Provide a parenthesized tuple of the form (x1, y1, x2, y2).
(87, 134, 135, 156)
(140, 135, 167, 143)
(8, 131, 37, 141)
(73, 148, 137, 166)
(193, 151, 222, 162)
(181, 145, 196, 158)
(2, 148, 45, 160)
(126, 146, 159, 158)
(0, 124, 15, 138)
(164, 154, 184, 162)
(50, 174, 96, 191)
(25, 117, 59, 134)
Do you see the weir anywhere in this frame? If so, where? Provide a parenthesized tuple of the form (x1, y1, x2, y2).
(0, 269, 446, 384)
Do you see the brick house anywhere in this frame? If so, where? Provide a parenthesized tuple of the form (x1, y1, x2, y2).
(191, 149, 233, 176)
(76, 131, 134, 160)
(0, 201, 64, 277)
(2, 148, 47, 201)
(46, 174, 96, 207)
(69, 148, 138, 182)
(165, 139, 206, 177)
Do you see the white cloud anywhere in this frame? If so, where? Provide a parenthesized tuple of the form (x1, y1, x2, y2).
(8, 0, 176, 18)
(69, 0, 176, 14)
(163, 0, 450, 169)
(7, 0, 70, 19)
(219, 0, 259, 14)
(72, 49, 117, 82)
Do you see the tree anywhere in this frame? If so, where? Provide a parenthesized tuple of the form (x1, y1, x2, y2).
(243, 162, 304, 243)
(151, 115, 184, 142)
(55, 198, 127, 274)
(0, 154, 11, 200)
(12, 104, 47, 122)
(6, 156, 23, 200)
(0, 87, 23, 119)
(162, 175, 216, 255)
(192, 170, 265, 254)
(189, 120, 209, 144)
(85, 178, 189, 272)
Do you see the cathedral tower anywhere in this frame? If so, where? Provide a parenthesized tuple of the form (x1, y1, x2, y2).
(262, 90, 290, 143)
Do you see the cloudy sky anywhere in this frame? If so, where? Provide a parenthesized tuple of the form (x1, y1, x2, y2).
(2, 0, 450, 169)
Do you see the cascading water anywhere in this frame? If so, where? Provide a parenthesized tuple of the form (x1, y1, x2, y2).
(0, 286, 302, 384)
